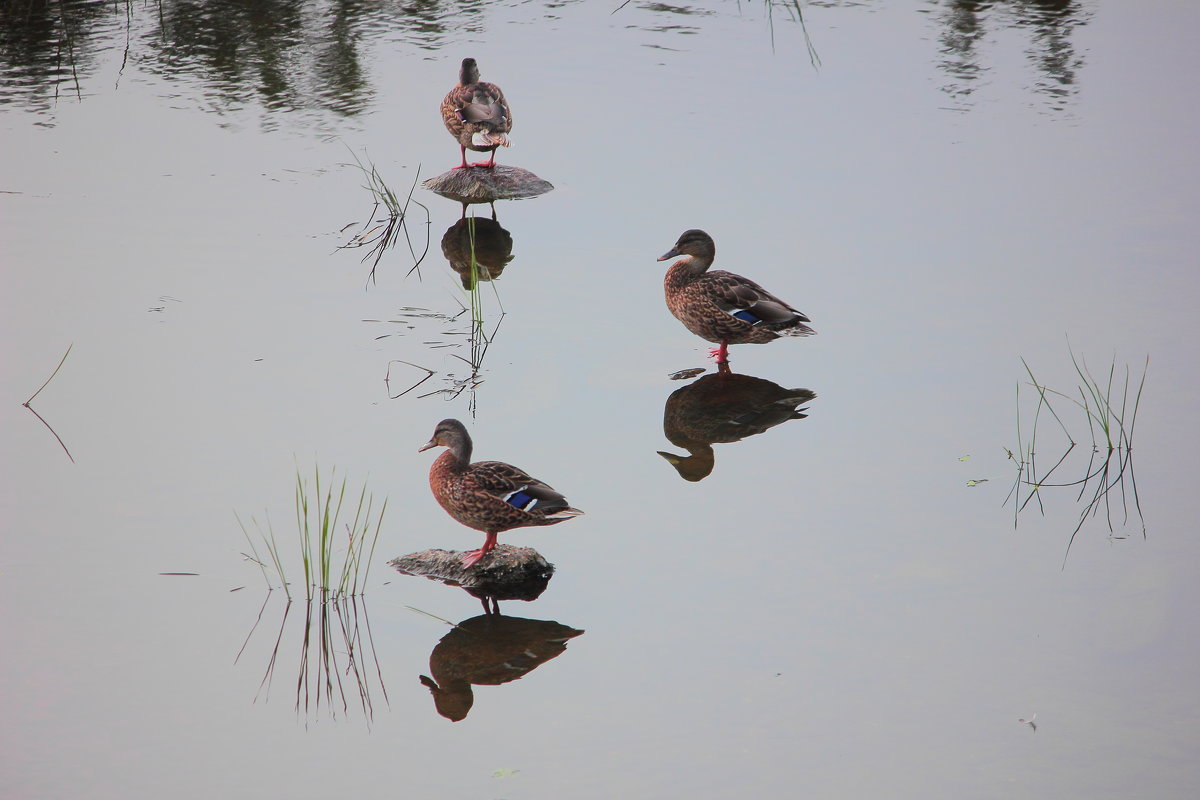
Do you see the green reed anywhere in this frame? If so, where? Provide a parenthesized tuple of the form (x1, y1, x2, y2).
(239, 464, 386, 600)
(1004, 343, 1147, 566)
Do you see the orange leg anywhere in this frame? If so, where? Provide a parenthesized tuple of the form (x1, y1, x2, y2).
(461, 530, 498, 568)
(708, 340, 730, 365)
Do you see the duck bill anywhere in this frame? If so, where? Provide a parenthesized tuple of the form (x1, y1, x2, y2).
(418, 440, 437, 452)
(657, 248, 680, 262)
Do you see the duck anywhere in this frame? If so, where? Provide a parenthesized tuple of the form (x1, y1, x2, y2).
(419, 419, 583, 567)
(657, 229, 815, 367)
(441, 58, 512, 169)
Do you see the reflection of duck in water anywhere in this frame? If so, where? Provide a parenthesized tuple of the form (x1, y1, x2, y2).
(419, 419, 584, 567)
(657, 229, 815, 368)
(658, 371, 816, 481)
(442, 57, 512, 169)
(420, 614, 584, 721)
(440, 208, 514, 289)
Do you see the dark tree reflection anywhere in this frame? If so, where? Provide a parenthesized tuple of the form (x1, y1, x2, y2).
(2, 1, 1093, 122)
(0, 0, 507, 121)
(0, 0, 116, 114)
(932, 0, 1090, 110)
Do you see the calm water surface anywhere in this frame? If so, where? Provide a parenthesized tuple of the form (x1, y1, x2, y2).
(3, 2, 1199, 798)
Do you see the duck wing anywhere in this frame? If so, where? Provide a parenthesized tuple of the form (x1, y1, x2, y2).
(467, 461, 572, 514)
(705, 270, 810, 324)
(461, 83, 512, 131)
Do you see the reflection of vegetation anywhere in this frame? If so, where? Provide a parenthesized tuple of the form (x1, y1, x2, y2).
(1004, 346, 1147, 566)
(237, 592, 388, 724)
(236, 465, 388, 722)
(377, 211, 504, 415)
(2, 0, 498, 120)
(4, 0, 1091, 123)
(238, 464, 386, 601)
(0, 0, 108, 112)
(21, 343, 75, 463)
(930, 0, 1090, 111)
(384, 303, 504, 412)
(614, 0, 820, 62)
(765, 1, 820, 64)
(339, 150, 431, 287)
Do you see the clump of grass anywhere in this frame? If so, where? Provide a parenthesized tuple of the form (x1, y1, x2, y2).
(338, 148, 431, 286)
(1004, 342, 1148, 567)
(238, 463, 387, 600)
(236, 464, 390, 723)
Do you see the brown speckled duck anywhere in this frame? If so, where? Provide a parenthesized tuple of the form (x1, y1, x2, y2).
(441, 58, 512, 169)
(658, 229, 815, 366)
(419, 419, 582, 567)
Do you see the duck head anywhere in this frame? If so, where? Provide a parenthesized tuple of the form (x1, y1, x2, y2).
(658, 229, 716, 267)
(459, 57, 481, 86)
(419, 418, 473, 462)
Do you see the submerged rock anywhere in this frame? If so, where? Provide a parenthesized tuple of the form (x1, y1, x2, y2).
(422, 164, 553, 203)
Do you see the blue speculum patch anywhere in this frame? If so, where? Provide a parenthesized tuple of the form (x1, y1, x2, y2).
(732, 309, 760, 324)
(506, 490, 534, 509)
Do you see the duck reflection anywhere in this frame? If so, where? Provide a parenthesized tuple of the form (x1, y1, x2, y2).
(420, 614, 584, 722)
(658, 370, 817, 481)
(440, 205, 514, 289)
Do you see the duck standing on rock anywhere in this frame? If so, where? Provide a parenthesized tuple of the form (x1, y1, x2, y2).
(441, 57, 512, 169)
(419, 419, 583, 567)
(657, 229, 815, 367)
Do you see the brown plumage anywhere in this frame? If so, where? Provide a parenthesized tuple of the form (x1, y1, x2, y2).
(658, 371, 816, 481)
(441, 57, 512, 169)
(419, 419, 582, 567)
(657, 229, 815, 366)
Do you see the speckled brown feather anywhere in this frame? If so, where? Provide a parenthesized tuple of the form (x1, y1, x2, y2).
(423, 420, 581, 538)
(659, 229, 815, 347)
(441, 58, 512, 155)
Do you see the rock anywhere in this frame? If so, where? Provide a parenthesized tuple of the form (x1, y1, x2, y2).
(422, 164, 553, 203)
(389, 545, 554, 602)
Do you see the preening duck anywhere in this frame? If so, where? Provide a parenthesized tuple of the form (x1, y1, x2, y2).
(441, 58, 513, 169)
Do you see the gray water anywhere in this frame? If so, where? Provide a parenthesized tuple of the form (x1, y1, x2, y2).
(3, 2, 1199, 798)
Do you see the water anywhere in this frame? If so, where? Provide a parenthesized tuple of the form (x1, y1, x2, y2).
(3, 2, 1199, 798)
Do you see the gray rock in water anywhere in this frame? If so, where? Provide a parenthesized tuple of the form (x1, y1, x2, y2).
(389, 545, 554, 602)
(423, 164, 553, 203)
